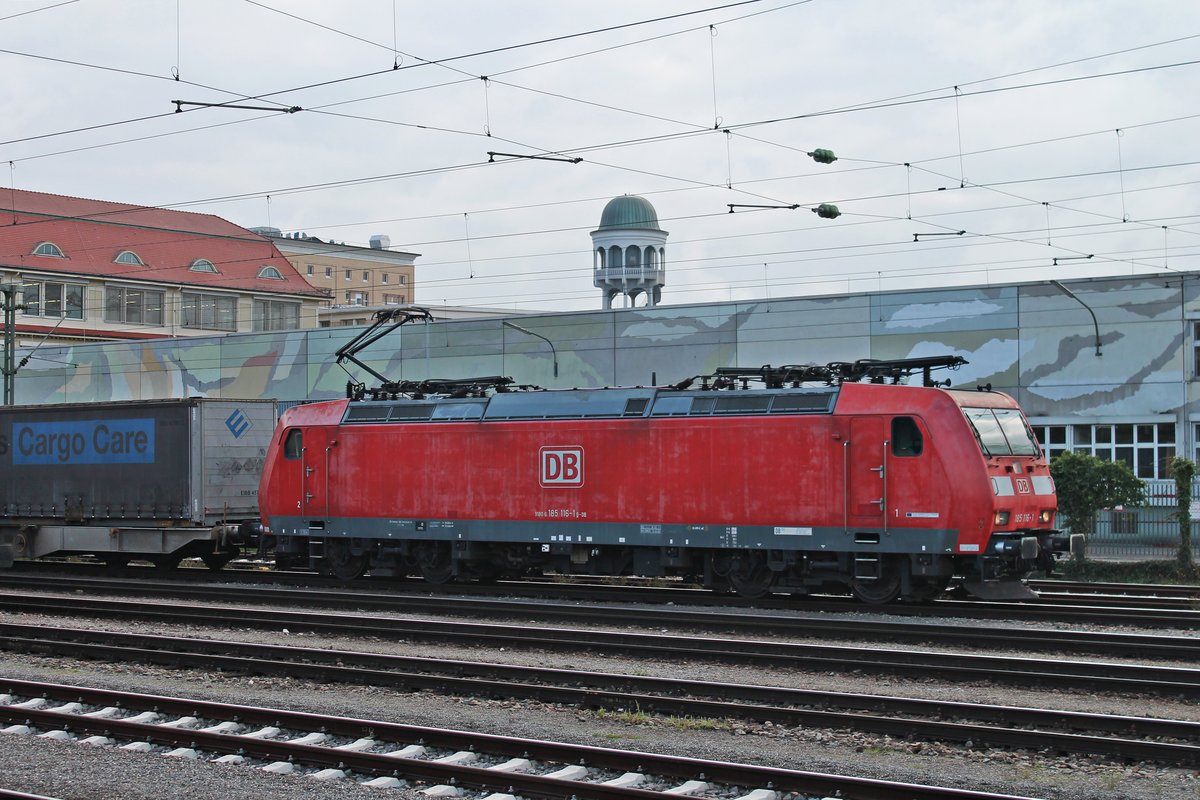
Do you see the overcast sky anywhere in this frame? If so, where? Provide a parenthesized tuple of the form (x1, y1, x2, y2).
(4, 0, 1200, 312)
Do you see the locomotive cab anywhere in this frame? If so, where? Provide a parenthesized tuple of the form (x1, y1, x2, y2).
(955, 398, 1078, 599)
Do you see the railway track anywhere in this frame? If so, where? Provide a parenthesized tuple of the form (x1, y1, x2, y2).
(1, 624, 1196, 766)
(0, 593, 1197, 697)
(7, 563, 1197, 623)
(0, 678, 1045, 800)
(0, 577, 1195, 661)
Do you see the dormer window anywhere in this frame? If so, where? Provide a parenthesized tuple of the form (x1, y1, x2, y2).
(190, 259, 218, 273)
(257, 265, 284, 280)
(33, 242, 65, 258)
(114, 250, 144, 265)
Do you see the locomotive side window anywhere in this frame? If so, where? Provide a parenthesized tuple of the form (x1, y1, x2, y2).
(283, 428, 303, 460)
(714, 396, 771, 415)
(891, 416, 923, 456)
(650, 396, 692, 416)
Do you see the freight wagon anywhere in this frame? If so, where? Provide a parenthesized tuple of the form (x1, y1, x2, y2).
(0, 398, 275, 569)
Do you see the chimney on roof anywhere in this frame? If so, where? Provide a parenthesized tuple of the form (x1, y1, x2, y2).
(369, 234, 391, 250)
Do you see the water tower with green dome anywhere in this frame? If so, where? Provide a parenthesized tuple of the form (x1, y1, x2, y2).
(590, 194, 668, 309)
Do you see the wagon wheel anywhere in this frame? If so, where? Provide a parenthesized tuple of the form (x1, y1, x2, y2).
(100, 555, 130, 571)
(727, 551, 776, 599)
(200, 552, 234, 571)
(414, 541, 454, 585)
(152, 553, 183, 572)
(851, 565, 902, 604)
(322, 540, 369, 581)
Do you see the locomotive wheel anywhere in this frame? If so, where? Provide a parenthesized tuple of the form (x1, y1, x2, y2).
(904, 578, 950, 602)
(727, 552, 776, 599)
(323, 540, 368, 581)
(414, 542, 454, 584)
(851, 569, 902, 604)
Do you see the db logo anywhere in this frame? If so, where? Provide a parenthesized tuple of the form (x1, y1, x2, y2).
(1015, 478, 1032, 494)
(541, 446, 584, 488)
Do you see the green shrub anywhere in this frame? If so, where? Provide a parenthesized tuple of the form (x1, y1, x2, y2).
(1049, 452, 1145, 535)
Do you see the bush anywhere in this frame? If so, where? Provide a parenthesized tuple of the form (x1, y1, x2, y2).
(1171, 456, 1196, 571)
(1049, 451, 1146, 535)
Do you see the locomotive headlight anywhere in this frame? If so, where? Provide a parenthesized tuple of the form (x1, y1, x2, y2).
(1039, 509, 1054, 524)
(993, 510, 1010, 526)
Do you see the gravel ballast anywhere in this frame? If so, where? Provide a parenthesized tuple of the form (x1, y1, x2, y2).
(0, 600, 1196, 800)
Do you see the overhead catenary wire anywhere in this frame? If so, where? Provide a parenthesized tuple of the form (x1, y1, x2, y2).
(2, 5, 1199, 317)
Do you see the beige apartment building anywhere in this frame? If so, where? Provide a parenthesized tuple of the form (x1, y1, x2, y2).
(252, 229, 418, 326)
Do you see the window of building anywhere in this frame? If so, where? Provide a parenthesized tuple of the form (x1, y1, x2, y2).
(1193, 322, 1200, 378)
(21, 280, 84, 319)
(306, 264, 314, 276)
(252, 299, 300, 331)
(114, 250, 144, 266)
(32, 242, 65, 258)
(1033, 422, 1175, 479)
(181, 292, 237, 331)
(257, 266, 284, 280)
(346, 291, 366, 306)
(383, 294, 405, 305)
(324, 266, 332, 278)
(104, 286, 164, 325)
(398, 275, 407, 285)
(382, 273, 390, 285)
(344, 269, 352, 280)
(362, 271, 369, 283)
(1190, 424, 1200, 466)
(189, 259, 218, 273)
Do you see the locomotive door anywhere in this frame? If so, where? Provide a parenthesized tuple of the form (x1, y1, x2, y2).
(301, 426, 333, 518)
(847, 416, 888, 532)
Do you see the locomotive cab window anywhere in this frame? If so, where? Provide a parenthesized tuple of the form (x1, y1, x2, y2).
(891, 416, 923, 456)
(283, 428, 303, 460)
(963, 408, 1040, 457)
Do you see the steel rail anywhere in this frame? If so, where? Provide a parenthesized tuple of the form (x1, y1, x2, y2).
(1027, 579, 1200, 599)
(1, 596, 1198, 697)
(0, 679, 1042, 800)
(1, 626, 1196, 765)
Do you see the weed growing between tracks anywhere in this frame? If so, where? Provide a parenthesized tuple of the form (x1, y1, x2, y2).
(591, 707, 731, 732)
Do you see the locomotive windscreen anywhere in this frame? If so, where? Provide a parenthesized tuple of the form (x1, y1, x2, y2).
(962, 407, 1041, 457)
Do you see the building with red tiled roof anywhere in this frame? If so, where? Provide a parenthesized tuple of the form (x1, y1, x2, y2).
(0, 189, 327, 345)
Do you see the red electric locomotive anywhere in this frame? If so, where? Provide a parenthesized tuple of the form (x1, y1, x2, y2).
(258, 313, 1076, 603)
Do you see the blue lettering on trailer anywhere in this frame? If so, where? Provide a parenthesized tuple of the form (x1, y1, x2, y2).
(13, 418, 155, 464)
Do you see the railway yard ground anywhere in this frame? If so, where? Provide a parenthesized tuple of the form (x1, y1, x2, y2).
(0, 571, 1196, 800)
